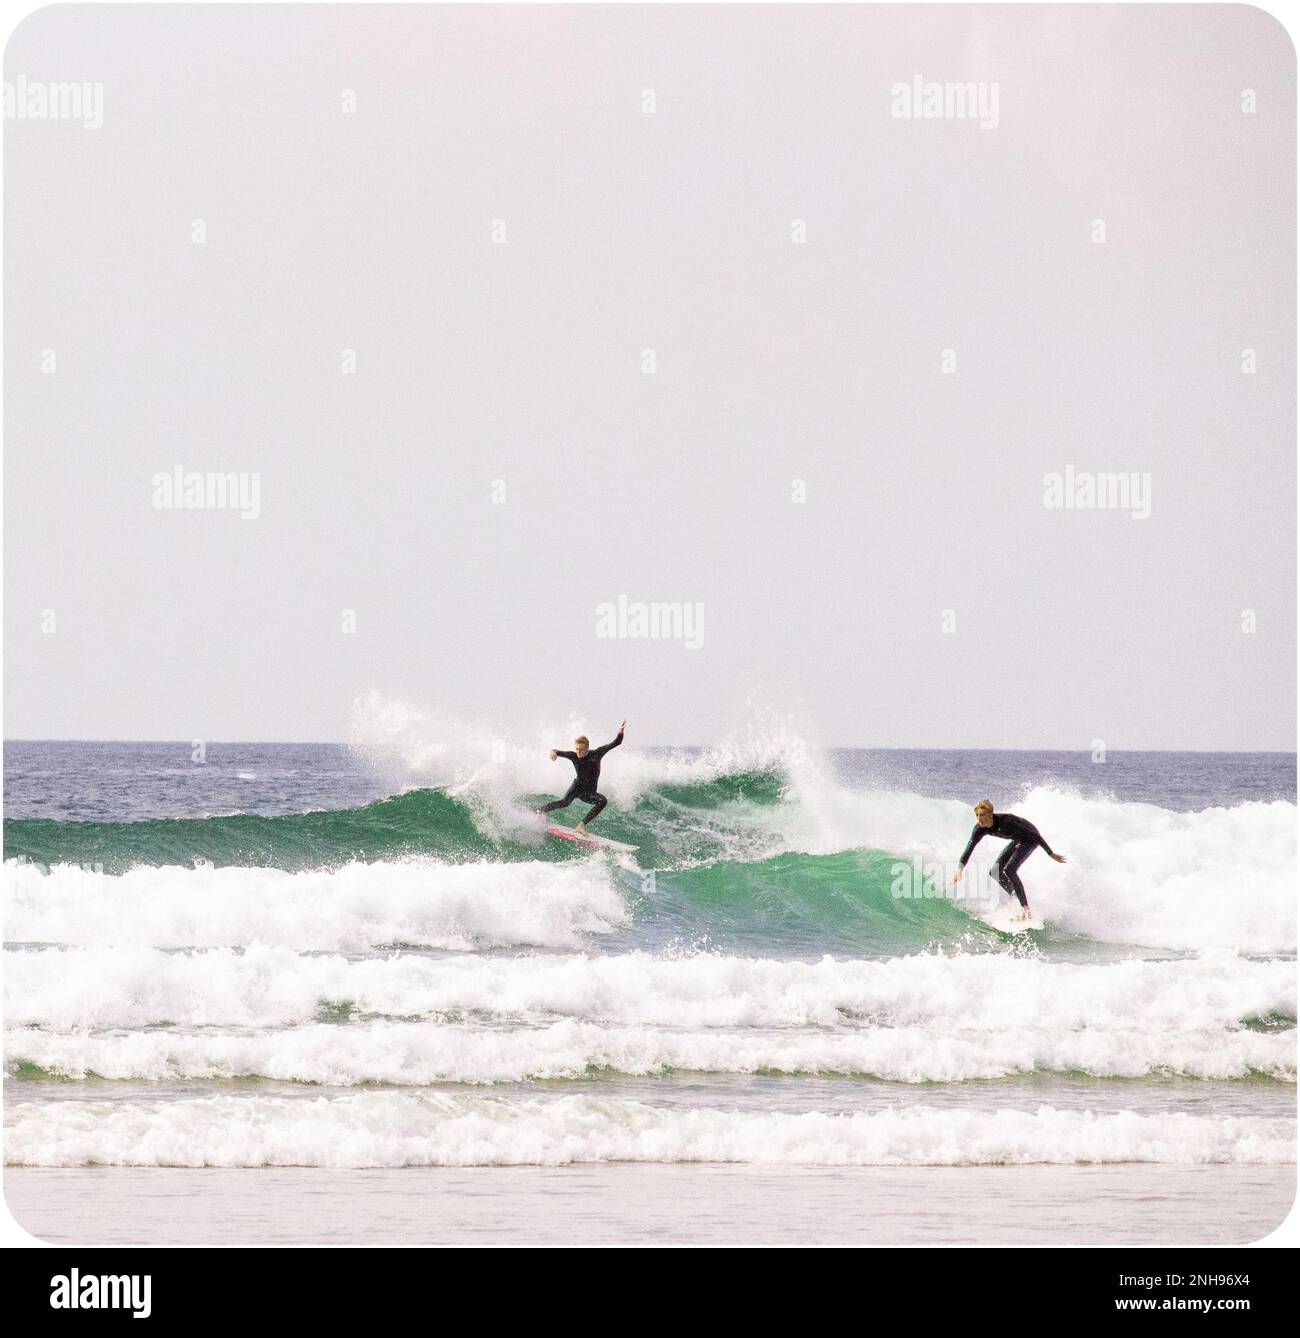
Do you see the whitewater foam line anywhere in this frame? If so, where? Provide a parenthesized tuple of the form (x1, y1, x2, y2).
(8, 1019, 1293, 1085)
(6, 945, 1293, 1033)
(8, 1093, 1291, 1167)
(2, 859, 627, 951)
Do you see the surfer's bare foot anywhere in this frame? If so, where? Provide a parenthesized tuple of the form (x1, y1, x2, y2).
(576, 822, 587, 834)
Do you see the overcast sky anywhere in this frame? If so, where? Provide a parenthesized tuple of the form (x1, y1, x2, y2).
(5, 4, 1295, 749)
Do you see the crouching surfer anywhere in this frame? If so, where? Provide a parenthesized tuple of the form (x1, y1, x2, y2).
(951, 799, 1066, 922)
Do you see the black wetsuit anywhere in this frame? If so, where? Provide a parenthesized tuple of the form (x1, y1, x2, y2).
(541, 731, 624, 826)
(959, 812, 1056, 908)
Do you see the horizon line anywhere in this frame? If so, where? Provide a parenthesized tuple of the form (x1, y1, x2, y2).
(2, 739, 1296, 756)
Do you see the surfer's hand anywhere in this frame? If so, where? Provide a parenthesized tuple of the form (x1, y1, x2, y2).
(1051, 853, 1067, 863)
(619, 719, 627, 732)
(952, 867, 963, 883)
(548, 750, 558, 761)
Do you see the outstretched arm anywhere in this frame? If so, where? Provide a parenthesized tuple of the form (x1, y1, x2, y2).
(593, 720, 627, 758)
(550, 749, 577, 762)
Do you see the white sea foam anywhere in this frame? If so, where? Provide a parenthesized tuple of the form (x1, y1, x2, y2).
(1003, 787, 1297, 956)
(757, 778, 1296, 955)
(9, 1016, 1292, 1085)
(7, 1093, 1291, 1167)
(2, 858, 626, 952)
(5, 944, 1292, 1033)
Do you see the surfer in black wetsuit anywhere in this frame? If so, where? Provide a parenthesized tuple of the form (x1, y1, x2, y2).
(539, 721, 626, 831)
(951, 799, 1066, 922)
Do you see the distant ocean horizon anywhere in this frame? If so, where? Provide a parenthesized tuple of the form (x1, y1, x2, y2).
(4, 741, 1294, 823)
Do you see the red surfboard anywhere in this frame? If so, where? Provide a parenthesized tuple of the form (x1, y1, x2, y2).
(543, 823, 637, 853)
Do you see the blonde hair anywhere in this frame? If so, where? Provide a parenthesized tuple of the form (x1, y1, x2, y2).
(575, 736, 589, 748)
(973, 799, 994, 815)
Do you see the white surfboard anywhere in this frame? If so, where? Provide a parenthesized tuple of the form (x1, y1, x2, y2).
(982, 903, 1045, 934)
(543, 823, 638, 853)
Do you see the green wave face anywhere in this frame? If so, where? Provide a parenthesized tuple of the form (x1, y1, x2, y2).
(3, 788, 494, 873)
(624, 848, 994, 957)
(2, 770, 791, 874)
(4, 771, 1011, 958)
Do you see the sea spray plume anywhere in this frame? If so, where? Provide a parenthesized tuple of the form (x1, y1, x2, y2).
(349, 694, 657, 841)
(348, 691, 817, 791)
(347, 694, 568, 841)
(346, 691, 825, 844)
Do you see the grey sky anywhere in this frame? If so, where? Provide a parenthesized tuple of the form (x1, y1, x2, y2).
(4, 4, 1295, 749)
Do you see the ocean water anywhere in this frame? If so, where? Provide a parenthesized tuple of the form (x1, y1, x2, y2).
(3, 736, 1296, 1243)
